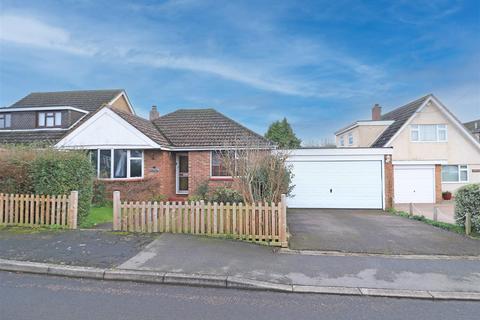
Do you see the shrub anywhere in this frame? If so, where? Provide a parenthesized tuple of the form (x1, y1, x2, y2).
(0, 146, 36, 194)
(209, 187, 244, 203)
(92, 180, 107, 206)
(195, 180, 210, 200)
(29, 149, 94, 222)
(454, 184, 480, 233)
(150, 194, 168, 202)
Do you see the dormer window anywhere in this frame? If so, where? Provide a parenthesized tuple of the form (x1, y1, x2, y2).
(38, 111, 62, 127)
(0, 113, 11, 128)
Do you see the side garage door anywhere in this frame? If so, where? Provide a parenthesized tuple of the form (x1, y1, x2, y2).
(287, 160, 384, 209)
(394, 165, 435, 203)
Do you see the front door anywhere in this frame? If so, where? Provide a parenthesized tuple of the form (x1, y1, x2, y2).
(176, 154, 189, 194)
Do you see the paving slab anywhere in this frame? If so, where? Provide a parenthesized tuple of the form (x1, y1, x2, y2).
(0, 227, 155, 268)
(287, 209, 480, 255)
(119, 233, 480, 293)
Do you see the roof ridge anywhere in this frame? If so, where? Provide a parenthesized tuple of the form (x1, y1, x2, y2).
(28, 89, 124, 95)
(381, 93, 432, 119)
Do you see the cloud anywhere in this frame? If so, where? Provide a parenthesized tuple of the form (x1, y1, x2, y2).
(0, 11, 386, 99)
(0, 13, 95, 55)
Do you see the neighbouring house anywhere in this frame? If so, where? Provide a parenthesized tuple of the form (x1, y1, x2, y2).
(334, 94, 480, 204)
(464, 119, 480, 142)
(0, 89, 271, 200)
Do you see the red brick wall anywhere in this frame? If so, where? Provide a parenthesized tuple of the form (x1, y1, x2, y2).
(384, 155, 394, 209)
(102, 150, 177, 201)
(435, 164, 442, 203)
(188, 151, 236, 196)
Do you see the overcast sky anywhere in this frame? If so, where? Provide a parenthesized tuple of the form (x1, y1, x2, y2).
(0, 0, 479, 143)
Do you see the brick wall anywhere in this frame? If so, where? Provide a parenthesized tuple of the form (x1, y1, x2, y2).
(103, 150, 177, 201)
(435, 164, 442, 203)
(188, 151, 236, 196)
(384, 155, 394, 209)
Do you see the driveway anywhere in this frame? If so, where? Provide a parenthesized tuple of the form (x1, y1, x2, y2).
(287, 209, 480, 256)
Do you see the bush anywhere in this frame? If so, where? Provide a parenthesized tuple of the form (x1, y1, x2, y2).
(209, 187, 243, 203)
(30, 149, 94, 222)
(92, 180, 107, 206)
(455, 184, 480, 233)
(0, 146, 35, 194)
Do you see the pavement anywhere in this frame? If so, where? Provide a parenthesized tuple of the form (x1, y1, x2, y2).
(0, 227, 155, 268)
(287, 208, 480, 255)
(3, 272, 479, 320)
(1, 224, 480, 300)
(395, 202, 455, 224)
(118, 233, 480, 294)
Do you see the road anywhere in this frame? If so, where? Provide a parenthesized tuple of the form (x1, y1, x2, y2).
(0, 271, 478, 320)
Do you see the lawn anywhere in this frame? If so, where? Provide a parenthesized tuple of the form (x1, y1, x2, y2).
(80, 206, 113, 229)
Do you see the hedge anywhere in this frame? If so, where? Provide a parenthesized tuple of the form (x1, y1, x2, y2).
(455, 183, 480, 233)
(0, 146, 94, 222)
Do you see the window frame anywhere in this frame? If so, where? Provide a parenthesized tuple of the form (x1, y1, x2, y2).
(441, 165, 469, 183)
(37, 111, 62, 128)
(410, 124, 448, 142)
(210, 150, 236, 179)
(339, 135, 345, 146)
(90, 149, 144, 180)
(0, 113, 11, 129)
(348, 132, 353, 145)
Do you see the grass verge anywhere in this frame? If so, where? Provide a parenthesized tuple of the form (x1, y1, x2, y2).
(80, 206, 113, 229)
(388, 208, 480, 239)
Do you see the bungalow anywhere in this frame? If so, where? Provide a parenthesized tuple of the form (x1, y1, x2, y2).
(0, 89, 271, 200)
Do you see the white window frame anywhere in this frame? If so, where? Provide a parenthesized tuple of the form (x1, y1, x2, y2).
(92, 149, 144, 180)
(38, 111, 62, 127)
(210, 150, 236, 178)
(410, 124, 448, 142)
(441, 165, 469, 183)
(0, 113, 11, 128)
(339, 135, 345, 147)
(348, 132, 353, 145)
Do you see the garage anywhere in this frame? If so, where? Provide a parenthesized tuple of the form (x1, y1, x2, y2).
(287, 148, 392, 209)
(393, 165, 435, 203)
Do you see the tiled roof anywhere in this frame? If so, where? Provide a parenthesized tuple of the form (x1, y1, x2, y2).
(111, 108, 171, 146)
(464, 120, 480, 134)
(0, 130, 66, 145)
(3, 89, 122, 113)
(153, 108, 271, 148)
(371, 94, 431, 147)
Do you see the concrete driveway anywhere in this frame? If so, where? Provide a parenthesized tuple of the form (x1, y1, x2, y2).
(287, 209, 480, 256)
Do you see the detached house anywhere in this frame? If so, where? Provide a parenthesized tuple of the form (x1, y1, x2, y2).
(335, 94, 480, 204)
(0, 89, 271, 200)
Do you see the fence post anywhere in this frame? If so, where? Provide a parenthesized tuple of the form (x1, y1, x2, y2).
(465, 211, 472, 236)
(113, 191, 121, 231)
(433, 207, 438, 222)
(409, 203, 413, 216)
(279, 194, 288, 247)
(68, 191, 78, 229)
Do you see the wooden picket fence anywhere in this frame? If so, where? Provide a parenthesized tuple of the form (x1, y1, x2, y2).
(0, 191, 78, 229)
(112, 192, 288, 247)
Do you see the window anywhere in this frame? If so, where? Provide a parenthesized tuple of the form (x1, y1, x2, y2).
(442, 165, 468, 183)
(339, 135, 345, 146)
(411, 124, 447, 142)
(211, 150, 242, 177)
(348, 133, 353, 145)
(90, 149, 143, 179)
(38, 111, 62, 127)
(0, 113, 11, 128)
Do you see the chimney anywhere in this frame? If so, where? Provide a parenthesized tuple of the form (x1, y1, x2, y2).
(372, 104, 382, 121)
(149, 105, 160, 120)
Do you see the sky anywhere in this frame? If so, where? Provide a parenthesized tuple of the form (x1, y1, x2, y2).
(0, 0, 479, 144)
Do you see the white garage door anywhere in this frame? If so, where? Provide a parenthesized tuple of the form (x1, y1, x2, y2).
(287, 161, 384, 209)
(394, 165, 435, 203)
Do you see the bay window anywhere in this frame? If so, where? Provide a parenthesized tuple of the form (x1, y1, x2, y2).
(441, 165, 468, 183)
(411, 124, 447, 142)
(90, 149, 143, 179)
